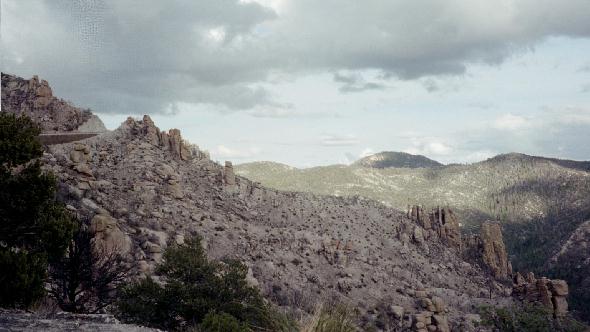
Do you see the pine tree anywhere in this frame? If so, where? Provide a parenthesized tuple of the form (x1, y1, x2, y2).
(0, 113, 76, 308)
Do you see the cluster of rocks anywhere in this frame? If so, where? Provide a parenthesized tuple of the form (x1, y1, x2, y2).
(407, 206, 512, 280)
(1, 73, 106, 132)
(512, 272, 569, 316)
(405, 289, 450, 332)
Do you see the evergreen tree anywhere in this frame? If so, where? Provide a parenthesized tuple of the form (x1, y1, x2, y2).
(0, 113, 76, 308)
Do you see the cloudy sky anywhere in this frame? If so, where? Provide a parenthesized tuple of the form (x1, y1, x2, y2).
(2, 0, 590, 167)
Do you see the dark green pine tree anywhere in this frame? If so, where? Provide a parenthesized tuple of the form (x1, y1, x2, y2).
(0, 113, 76, 308)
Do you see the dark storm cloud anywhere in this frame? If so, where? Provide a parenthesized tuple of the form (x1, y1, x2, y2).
(2, 0, 590, 114)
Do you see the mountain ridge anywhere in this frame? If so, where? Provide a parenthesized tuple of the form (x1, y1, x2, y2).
(353, 151, 444, 169)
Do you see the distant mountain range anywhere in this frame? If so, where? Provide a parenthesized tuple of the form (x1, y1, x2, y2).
(236, 151, 590, 319)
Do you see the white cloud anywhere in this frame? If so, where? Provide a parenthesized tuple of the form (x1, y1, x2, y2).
(359, 148, 375, 158)
(404, 138, 453, 156)
(492, 113, 531, 131)
(320, 134, 360, 146)
(211, 145, 262, 159)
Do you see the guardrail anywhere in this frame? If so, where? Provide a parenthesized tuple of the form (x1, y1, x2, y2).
(39, 132, 101, 145)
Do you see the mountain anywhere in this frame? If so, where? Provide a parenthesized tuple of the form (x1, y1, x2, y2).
(353, 151, 443, 169)
(2, 73, 585, 329)
(236, 152, 590, 320)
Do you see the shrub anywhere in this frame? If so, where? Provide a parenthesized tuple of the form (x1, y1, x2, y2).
(48, 223, 129, 313)
(117, 236, 295, 331)
(199, 312, 250, 332)
(479, 304, 588, 332)
(0, 249, 47, 308)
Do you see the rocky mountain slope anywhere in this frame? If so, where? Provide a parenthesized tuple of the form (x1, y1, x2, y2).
(5, 73, 587, 330)
(353, 152, 443, 169)
(236, 153, 590, 319)
(43, 116, 515, 330)
(0, 73, 529, 330)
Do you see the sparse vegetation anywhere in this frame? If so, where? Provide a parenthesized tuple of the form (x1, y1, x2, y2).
(479, 304, 588, 332)
(236, 156, 590, 321)
(116, 236, 296, 331)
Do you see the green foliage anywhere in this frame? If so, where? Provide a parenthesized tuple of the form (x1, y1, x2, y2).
(117, 236, 295, 331)
(479, 304, 588, 332)
(0, 113, 42, 168)
(0, 113, 76, 308)
(0, 249, 47, 308)
(199, 312, 250, 332)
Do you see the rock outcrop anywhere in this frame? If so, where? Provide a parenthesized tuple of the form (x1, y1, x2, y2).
(463, 222, 512, 279)
(125, 115, 197, 161)
(407, 206, 462, 249)
(1, 73, 106, 132)
(408, 206, 512, 280)
(512, 272, 569, 316)
(224, 161, 236, 185)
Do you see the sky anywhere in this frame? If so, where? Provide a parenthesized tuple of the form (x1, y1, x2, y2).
(1, 0, 590, 167)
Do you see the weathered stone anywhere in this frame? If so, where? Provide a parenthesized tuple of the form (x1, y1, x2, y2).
(413, 226, 424, 244)
(549, 279, 568, 296)
(388, 305, 404, 319)
(142, 115, 160, 145)
(472, 222, 512, 278)
(90, 214, 131, 255)
(432, 314, 450, 332)
(552, 296, 568, 316)
(431, 296, 445, 313)
(70, 150, 86, 163)
(224, 161, 236, 185)
(74, 163, 94, 176)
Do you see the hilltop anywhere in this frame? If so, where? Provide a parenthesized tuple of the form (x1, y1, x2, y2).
(353, 151, 443, 169)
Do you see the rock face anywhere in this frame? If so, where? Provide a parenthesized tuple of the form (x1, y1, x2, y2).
(1, 73, 106, 133)
(407, 207, 513, 280)
(90, 214, 132, 256)
(224, 161, 236, 185)
(463, 222, 512, 279)
(512, 272, 569, 316)
(126, 115, 198, 161)
(408, 206, 462, 250)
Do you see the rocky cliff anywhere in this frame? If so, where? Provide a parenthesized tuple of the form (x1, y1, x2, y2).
(1, 73, 106, 132)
